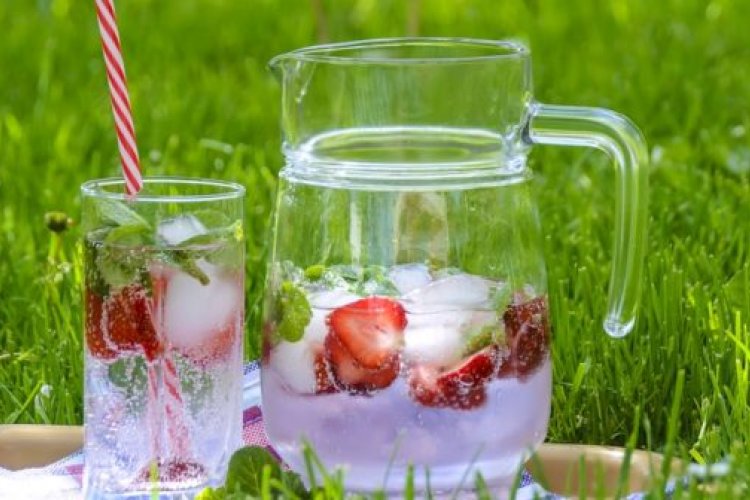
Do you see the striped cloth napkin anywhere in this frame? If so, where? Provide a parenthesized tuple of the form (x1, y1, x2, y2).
(0, 362, 661, 499)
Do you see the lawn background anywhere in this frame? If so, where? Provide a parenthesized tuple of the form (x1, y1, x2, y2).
(1, 0, 749, 494)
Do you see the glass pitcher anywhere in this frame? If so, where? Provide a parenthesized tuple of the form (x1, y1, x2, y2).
(261, 38, 647, 493)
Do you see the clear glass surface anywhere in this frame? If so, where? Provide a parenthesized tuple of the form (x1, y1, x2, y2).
(81, 177, 245, 499)
(264, 38, 647, 493)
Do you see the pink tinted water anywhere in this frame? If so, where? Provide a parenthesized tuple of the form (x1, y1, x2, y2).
(83, 263, 244, 498)
(262, 358, 551, 492)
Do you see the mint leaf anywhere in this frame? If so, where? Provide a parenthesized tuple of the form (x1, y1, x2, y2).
(314, 264, 399, 296)
(223, 447, 308, 499)
(108, 356, 148, 390)
(84, 238, 110, 297)
(107, 357, 148, 412)
(279, 471, 308, 498)
(276, 281, 312, 343)
(178, 220, 244, 270)
(94, 223, 153, 290)
(304, 264, 325, 281)
(104, 223, 153, 247)
(165, 251, 211, 285)
(195, 486, 226, 500)
(225, 447, 279, 495)
(359, 265, 399, 296)
(89, 210, 154, 290)
(94, 198, 150, 228)
(463, 324, 502, 357)
(96, 244, 150, 289)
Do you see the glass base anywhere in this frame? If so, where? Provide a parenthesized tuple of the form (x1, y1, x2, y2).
(293, 455, 533, 498)
(84, 485, 208, 500)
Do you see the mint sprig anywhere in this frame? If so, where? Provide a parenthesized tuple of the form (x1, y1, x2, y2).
(301, 263, 399, 296)
(93, 197, 149, 228)
(275, 281, 312, 343)
(88, 200, 243, 290)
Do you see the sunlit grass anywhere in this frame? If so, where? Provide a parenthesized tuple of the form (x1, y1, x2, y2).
(1, 0, 749, 496)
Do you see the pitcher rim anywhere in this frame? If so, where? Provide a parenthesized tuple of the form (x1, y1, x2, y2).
(270, 37, 529, 66)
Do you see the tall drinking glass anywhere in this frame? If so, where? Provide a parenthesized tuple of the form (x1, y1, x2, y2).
(81, 177, 245, 499)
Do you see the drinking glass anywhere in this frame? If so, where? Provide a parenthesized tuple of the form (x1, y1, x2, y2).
(81, 177, 245, 499)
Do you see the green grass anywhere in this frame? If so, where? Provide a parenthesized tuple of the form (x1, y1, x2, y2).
(1, 0, 749, 496)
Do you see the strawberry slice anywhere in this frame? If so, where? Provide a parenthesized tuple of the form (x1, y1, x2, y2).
(499, 296, 550, 378)
(439, 345, 497, 387)
(86, 285, 162, 361)
(325, 332, 399, 393)
(327, 296, 407, 370)
(85, 291, 117, 360)
(313, 351, 338, 394)
(408, 346, 497, 410)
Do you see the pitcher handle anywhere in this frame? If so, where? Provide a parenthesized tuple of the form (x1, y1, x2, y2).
(526, 103, 649, 337)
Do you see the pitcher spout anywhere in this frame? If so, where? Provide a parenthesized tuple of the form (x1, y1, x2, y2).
(268, 53, 290, 82)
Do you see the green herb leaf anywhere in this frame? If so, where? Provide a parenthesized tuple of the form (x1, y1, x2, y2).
(107, 356, 148, 390)
(463, 324, 502, 357)
(178, 220, 244, 270)
(90, 221, 155, 290)
(225, 447, 271, 495)
(223, 446, 307, 498)
(304, 264, 325, 281)
(96, 245, 150, 290)
(276, 281, 312, 343)
(322, 264, 399, 296)
(195, 486, 226, 500)
(167, 251, 211, 285)
(93, 198, 150, 228)
(107, 357, 148, 413)
(84, 238, 110, 297)
(104, 223, 153, 247)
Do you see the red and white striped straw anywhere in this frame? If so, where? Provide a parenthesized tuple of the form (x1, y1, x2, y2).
(163, 356, 190, 458)
(148, 268, 192, 462)
(145, 365, 163, 460)
(95, 0, 143, 195)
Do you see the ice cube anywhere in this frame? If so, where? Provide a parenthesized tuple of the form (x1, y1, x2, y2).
(163, 260, 242, 351)
(268, 338, 320, 394)
(388, 264, 432, 295)
(401, 273, 497, 313)
(403, 309, 498, 366)
(157, 214, 207, 246)
(404, 313, 465, 366)
(308, 289, 361, 310)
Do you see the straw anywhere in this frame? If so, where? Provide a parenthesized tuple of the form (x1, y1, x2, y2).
(94, 0, 190, 467)
(148, 268, 193, 464)
(94, 0, 143, 195)
(146, 267, 193, 468)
